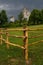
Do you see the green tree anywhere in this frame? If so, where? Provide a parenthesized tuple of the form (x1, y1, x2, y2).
(40, 9, 43, 24)
(18, 12, 23, 26)
(29, 9, 40, 25)
(0, 10, 8, 27)
(18, 11, 28, 26)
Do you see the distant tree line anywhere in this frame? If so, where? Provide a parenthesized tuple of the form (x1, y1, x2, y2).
(18, 9, 43, 26)
(0, 9, 43, 28)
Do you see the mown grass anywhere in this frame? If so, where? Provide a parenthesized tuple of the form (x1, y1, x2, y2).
(0, 25, 43, 65)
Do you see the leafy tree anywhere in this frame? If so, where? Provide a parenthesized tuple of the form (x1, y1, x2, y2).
(18, 12, 23, 26)
(0, 10, 8, 27)
(40, 9, 43, 24)
(18, 11, 28, 26)
(14, 20, 20, 27)
(29, 9, 40, 25)
(22, 18, 28, 26)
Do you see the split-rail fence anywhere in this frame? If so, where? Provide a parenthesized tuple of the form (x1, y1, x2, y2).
(0, 27, 43, 65)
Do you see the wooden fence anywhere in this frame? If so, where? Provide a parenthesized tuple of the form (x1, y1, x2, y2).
(0, 27, 43, 65)
(0, 27, 29, 65)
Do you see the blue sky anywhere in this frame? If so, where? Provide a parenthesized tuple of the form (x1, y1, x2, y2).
(0, 0, 43, 19)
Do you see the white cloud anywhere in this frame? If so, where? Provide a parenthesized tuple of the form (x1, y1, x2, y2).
(0, 4, 9, 10)
(0, 4, 24, 11)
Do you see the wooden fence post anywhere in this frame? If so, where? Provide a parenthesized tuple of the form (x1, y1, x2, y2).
(6, 29, 9, 49)
(1, 29, 3, 45)
(23, 26, 29, 65)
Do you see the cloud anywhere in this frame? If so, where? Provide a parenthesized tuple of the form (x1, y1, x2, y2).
(0, 3, 24, 11)
(0, 4, 9, 10)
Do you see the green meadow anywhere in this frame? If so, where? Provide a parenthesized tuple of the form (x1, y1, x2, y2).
(0, 25, 43, 65)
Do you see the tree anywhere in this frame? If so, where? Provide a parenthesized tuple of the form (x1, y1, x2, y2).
(40, 9, 43, 24)
(18, 11, 28, 26)
(18, 12, 23, 26)
(29, 9, 40, 25)
(0, 10, 8, 27)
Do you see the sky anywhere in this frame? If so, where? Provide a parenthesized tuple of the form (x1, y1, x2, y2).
(0, 0, 43, 19)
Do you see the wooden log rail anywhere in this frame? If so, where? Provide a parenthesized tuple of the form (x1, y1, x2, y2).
(6, 28, 28, 31)
(8, 34, 26, 38)
(0, 32, 7, 34)
(29, 40, 43, 46)
(0, 38, 25, 49)
(0, 28, 43, 31)
(28, 28, 43, 31)
(0, 32, 43, 39)
(29, 34, 43, 39)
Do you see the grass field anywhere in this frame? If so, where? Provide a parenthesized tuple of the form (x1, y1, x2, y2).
(0, 25, 43, 65)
